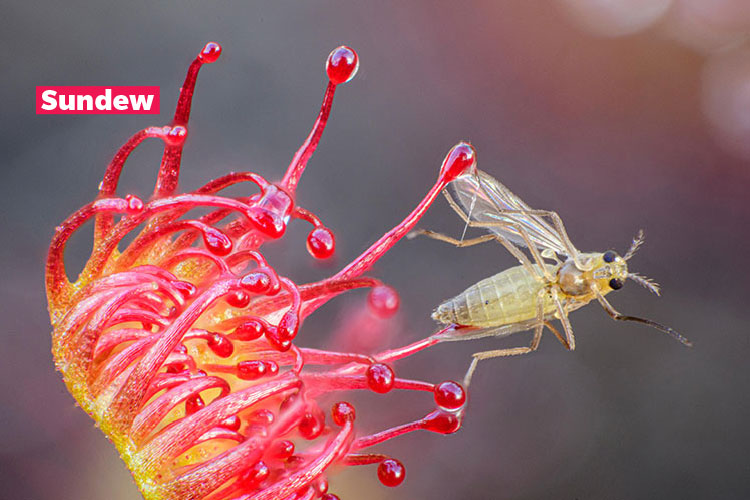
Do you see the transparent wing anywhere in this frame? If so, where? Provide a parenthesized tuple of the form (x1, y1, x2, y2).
(446, 169, 571, 257)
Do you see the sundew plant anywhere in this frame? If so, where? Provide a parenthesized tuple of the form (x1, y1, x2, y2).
(46, 42, 477, 500)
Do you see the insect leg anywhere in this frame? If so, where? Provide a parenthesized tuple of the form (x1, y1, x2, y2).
(409, 227, 550, 282)
(463, 291, 546, 387)
(407, 229, 498, 248)
(544, 320, 573, 350)
(551, 287, 576, 350)
(592, 288, 692, 346)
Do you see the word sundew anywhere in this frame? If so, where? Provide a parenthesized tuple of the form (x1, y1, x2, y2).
(46, 42, 477, 500)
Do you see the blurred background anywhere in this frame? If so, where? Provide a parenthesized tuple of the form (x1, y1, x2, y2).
(2, 1, 749, 499)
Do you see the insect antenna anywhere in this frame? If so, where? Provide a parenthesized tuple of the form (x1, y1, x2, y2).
(615, 314, 693, 347)
(624, 229, 645, 261)
(628, 272, 661, 296)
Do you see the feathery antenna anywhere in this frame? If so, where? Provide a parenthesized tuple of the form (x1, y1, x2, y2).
(624, 229, 645, 261)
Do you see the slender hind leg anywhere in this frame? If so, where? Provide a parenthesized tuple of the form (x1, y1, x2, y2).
(463, 292, 546, 387)
(407, 229, 497, 248)
(410, 226, 545, 283)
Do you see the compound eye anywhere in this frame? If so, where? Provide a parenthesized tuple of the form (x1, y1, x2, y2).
(603, 251, 617, 263)
(609, 278, 624, 290)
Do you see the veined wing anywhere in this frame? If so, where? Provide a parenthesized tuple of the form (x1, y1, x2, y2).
(445, 169, 571, 257)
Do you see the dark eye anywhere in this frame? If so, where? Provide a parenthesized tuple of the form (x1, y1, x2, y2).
(609, 278, 624, 290)
(603, 251, 617, 263)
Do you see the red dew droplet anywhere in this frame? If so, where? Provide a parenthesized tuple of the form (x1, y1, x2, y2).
(172, 280, 197, 299)
(220, 415, 242, 431)
(265, 361, 279, 376)
(199, 42, 222, 64)
(314, 478, 329, 495)
(277, 311, 299, 341)
(270, 439, 295, 460)
(164, 125, 188, 146)
(203, 228, 232, 256)
(226, 290, 251, 308)
(232, 319, 266, 341)
(367, 285, 400, 318)
(248, 207, 286, 238)
(240, 271, 272, 294)
(266, 329, 292, 352)
(298, 408, 325, 440)
(331, 401, 356, 426)
(124, 194, 144, 214)
(421, 409, 461, 434)
(306, 227, 336, 259)
(440, 142, 477, 183)
(238, 460, 269, 487)
(185, 395, 205, 415)
(366, 363, 395, 394)
(321, 495, 340, 500)
(326, 46, 359, 84)
(377, 458, 406, 487)
(237, 360, 269, 380)
(434, 380, 466, 410)
(207, 332, 234, 358)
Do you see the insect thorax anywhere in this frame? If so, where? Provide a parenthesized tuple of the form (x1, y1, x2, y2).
(557, 259, 590, 296)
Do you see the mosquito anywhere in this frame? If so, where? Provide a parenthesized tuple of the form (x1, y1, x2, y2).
(410, 168, 692, 386)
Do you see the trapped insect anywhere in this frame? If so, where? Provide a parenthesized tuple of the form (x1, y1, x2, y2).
(411, 168, 692, 386)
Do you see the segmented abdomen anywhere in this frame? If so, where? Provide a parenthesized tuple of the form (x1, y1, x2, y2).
(432, 264, 557, 328)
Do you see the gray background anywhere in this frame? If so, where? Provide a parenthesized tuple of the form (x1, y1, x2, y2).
(2, 2, 748, 499)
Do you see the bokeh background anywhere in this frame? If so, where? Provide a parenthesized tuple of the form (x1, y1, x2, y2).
(2, 1, 749, 499)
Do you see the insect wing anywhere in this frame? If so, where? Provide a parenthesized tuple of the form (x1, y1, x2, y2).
(446, 169, 570, 256)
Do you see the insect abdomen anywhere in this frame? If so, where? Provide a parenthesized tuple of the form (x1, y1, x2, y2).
(432, 265, 556, 328)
